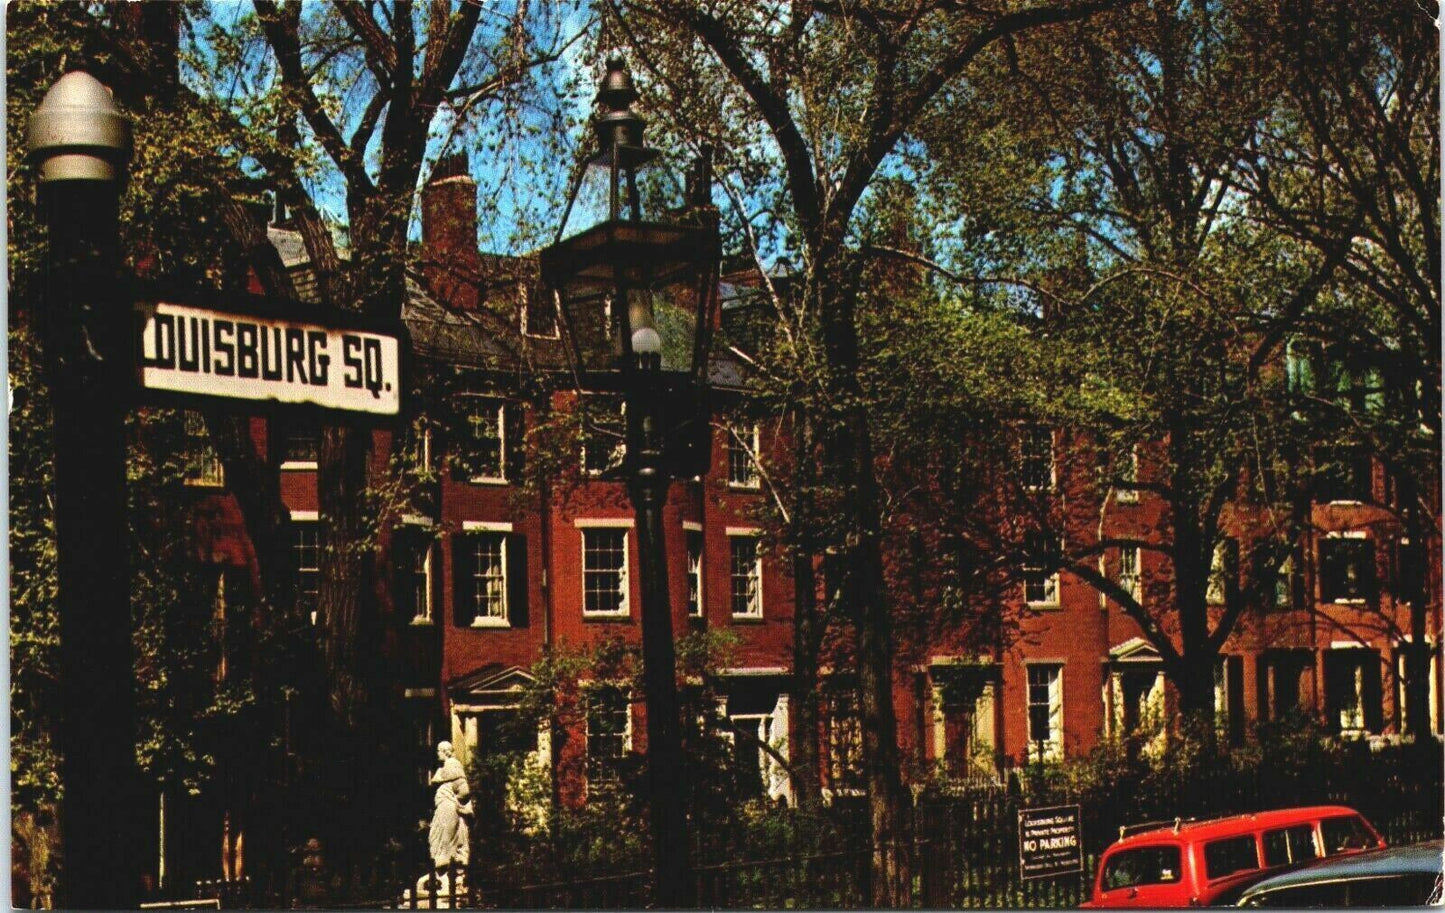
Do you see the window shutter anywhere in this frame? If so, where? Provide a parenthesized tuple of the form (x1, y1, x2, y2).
(1363, 657, 1384, 733)
(393, 535, 412, 619)
(507, 533, 529, 627)
(504, 403, 526, 482)
(1227, 656, 1246, 745)
(452, 536, 474, 626)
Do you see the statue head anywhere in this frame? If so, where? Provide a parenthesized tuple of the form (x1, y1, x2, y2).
(436, 741, 453, 762)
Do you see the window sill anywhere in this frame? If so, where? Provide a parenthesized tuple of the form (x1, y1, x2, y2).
(727, 482, 762, 491)
(1026, 602, 1062, 611)
(1325, 597, 1369, 606)
(468, 476, 508, 486)
(281, 461, 318, 471)
(469, 618, 511, 629)
(409, 617, 434, 627)
(183, 478, 226, 489)
(730, 614, 765, 624)
(1115, 496, 1139, 505)
(582, 612, 632, 623)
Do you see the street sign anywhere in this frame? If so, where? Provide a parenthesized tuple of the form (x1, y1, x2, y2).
(133, 297, 404, 416)
(1018, 804, 1083, 880)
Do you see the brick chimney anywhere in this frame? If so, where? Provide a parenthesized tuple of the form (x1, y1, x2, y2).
(421, 153, 481, 311)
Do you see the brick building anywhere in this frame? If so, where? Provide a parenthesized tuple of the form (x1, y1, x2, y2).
(182, 158, 1443, 832)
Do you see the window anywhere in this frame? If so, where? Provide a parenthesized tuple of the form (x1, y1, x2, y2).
(1025, 664, 1063, 761)
(582, 528, 629, 617)
(396, 533, 434, 624)
(1117, 547, 1141, 602)
(1316, 449, 1373, 504)
(1324, 649, 1383, 735)
(183, 411, 224, 486)
(1103, 846, 1182, 890)
(281, 425, 319, 467)
(585, 686, 630, 784)
(458, 533, 508, 626)
(461, 397, 505, 482)
(292, 521, 320, 624)
(1115, 446, 1140, 503)
(1272, 555, 1296, 609)
(1206, 539, 1237, 606)
(729, 534, 763, 618)
(686, 530, 704, 618)
(1263, 825, 1319, 867)
(1023, 535, 1060, 606)
(1021, 426, 1055, 491)
(581, 399, 625, 475)
(1259, 653, 1309, 722)
(1319, 536, 1375, 603)
(521, 285, 559, 338)
(1320, 815, 1377, 853)
(728, 423, 760, 488)
(1204, 835, 1259, 880)
(824, 688, 865, 791)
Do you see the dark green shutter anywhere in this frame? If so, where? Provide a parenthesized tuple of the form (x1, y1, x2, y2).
(508, 534, 529, 627)
(504, 402, 526, 482)
(453, 535, 474, 626)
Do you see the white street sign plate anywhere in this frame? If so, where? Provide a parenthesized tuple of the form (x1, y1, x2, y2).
(134, 300, 402, 416)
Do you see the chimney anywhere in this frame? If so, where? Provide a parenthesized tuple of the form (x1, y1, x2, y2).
(421, 153, 481, 310)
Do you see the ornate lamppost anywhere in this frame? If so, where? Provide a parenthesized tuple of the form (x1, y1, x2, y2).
(27, 71, 141, 908)
(540, 57, 720, 908)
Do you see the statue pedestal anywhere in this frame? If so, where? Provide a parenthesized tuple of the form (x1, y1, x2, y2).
(402, 870, 466, 909)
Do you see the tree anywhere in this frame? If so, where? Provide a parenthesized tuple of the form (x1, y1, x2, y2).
(605, 0, 1126, 901)
(1235, 0, 1440, 738)
(904, 0, 1366, 731)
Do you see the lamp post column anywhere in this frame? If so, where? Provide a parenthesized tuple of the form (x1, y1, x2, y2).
(627, 350, 693, 908)
(27, 71, 141, 908)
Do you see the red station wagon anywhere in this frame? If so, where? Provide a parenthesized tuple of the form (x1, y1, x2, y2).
(1083, 805, 1385, 908)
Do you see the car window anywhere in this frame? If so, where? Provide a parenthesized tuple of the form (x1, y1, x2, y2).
(1204, 834, 1259, 880)
(1263, 824, 1319, 867)
(1320, 815, 1375, 854)
(1102, 846, 1182, 890)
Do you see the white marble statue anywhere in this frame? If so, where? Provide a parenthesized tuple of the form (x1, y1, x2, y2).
(427, 741, 472, 870)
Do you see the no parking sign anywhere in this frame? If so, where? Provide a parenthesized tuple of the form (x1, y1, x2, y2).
(1019, 804, 1083, 880)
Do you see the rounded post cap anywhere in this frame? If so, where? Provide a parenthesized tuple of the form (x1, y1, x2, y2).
(27, 71, 133, 183)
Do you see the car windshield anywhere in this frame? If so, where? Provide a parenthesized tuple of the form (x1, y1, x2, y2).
(1244, 873, 1442, 908)
(1320, 815, 1376, 854)
(1103, 846, 1182, 890)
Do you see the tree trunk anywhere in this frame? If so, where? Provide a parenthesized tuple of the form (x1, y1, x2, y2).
(790, 417, 824, 813)
(816, 263, 912, 907)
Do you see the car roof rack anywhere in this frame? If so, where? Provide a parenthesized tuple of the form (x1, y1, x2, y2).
(1119, 817, 1200, 839)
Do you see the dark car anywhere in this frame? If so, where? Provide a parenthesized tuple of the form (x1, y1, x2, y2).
(1236, 839, 1444, 907)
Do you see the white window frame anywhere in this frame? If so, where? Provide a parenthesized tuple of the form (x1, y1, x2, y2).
(1118, 547, 1141, 602)
(461, 530, 509, 627)
(580, 523, 631, 618)
(1021, 426, 1056, 492)
(520, 283, 561, 340)
(462, 396, 507, 484)
(407, 537, 434, 625)
(727, 423, 762, 489)
(728, 529, 764, 619)
(280, 428, 319, 470)
(685, 525, 704, 618)
(1024, 661, 1064, 761)
(583, 684, 632, 790)
(1023, 546, 1060, 608)
(291, 512, 320, 625)
(1115, 446, 1139, 503)
(1319, 530, 1372, 605)
(1206, 540, 1231, 606)
(183, 411, 225, 487)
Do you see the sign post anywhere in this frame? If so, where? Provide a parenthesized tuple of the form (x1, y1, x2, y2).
(1019, 804, 1084, 881)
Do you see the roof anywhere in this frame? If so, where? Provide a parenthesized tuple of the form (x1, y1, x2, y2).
(1240, 840, 1444, 896)
(1116, 806, 1367, 847)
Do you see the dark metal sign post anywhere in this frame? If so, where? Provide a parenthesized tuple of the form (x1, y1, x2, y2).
(1019, 804, 1084, 880)
(28, 71, 143, 909)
